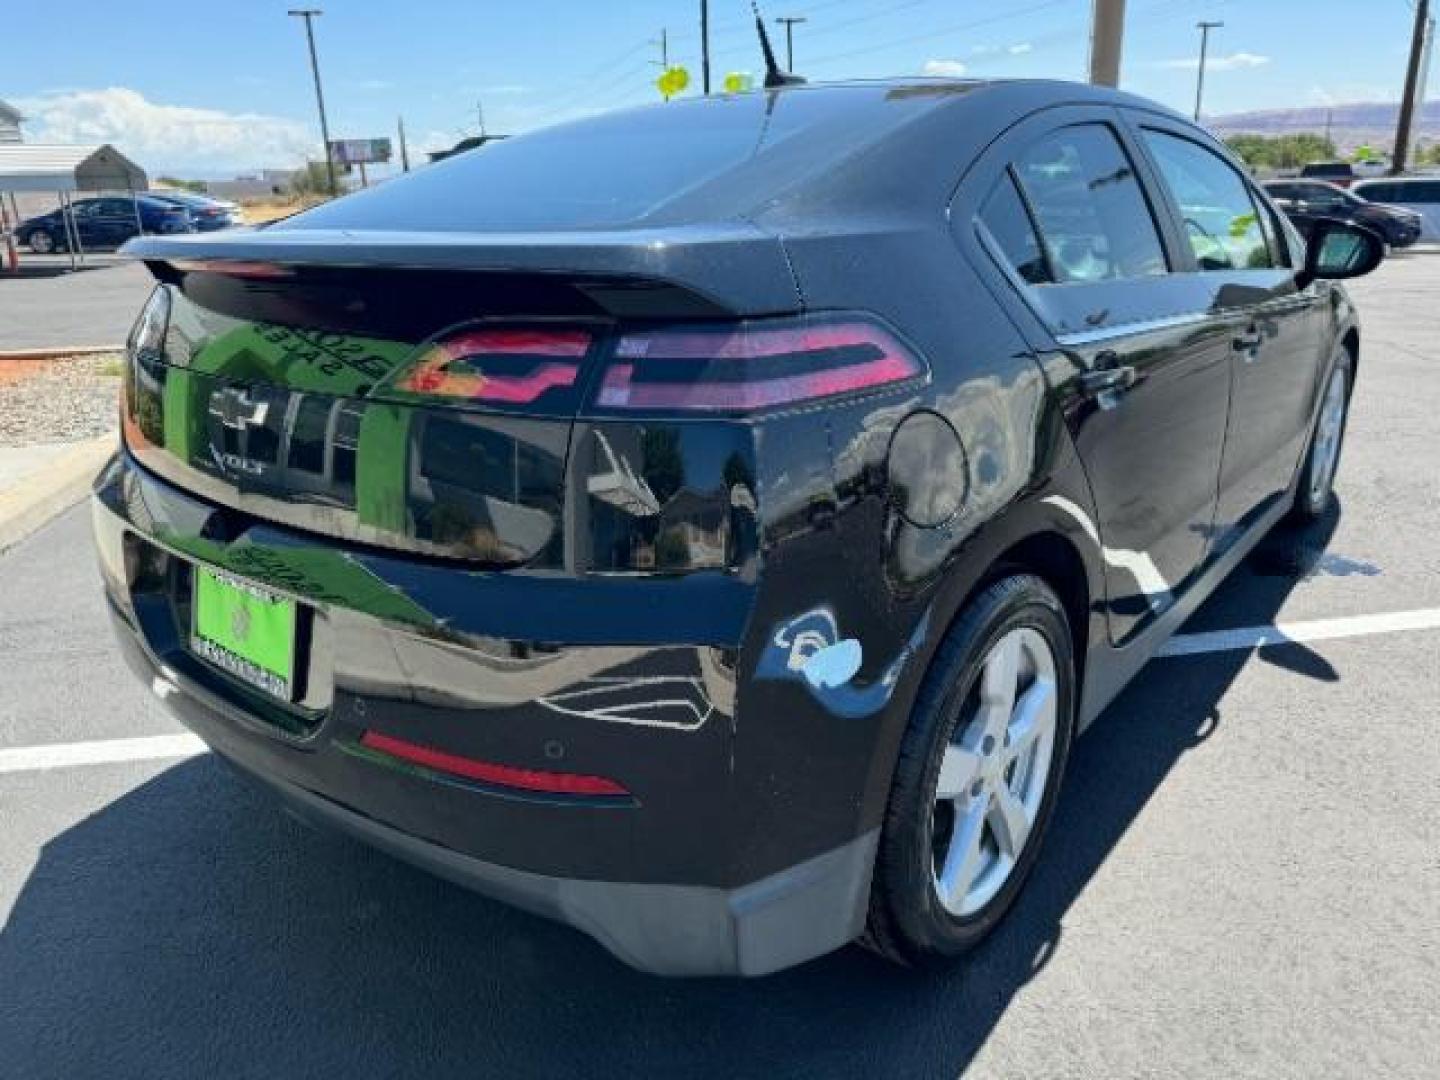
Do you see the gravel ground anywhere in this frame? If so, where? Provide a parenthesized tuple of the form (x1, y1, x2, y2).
(0, 355, 122, 447)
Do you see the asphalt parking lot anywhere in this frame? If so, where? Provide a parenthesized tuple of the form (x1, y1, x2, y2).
(1, 254, 1437, 1078)
(0, 258, 151, 351)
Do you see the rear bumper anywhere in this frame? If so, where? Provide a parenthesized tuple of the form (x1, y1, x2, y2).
(93, 451, 882, 975)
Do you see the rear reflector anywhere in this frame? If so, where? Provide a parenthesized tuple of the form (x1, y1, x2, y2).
(596, 316, 924, 413)
(387, 326, 592, 405)
(359, 731, 630, 797)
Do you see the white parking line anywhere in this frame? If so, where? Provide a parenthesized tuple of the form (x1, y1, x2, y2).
(0, 733, 207, 775)
(1159, 607, 1440, 657)
(1, 608, 1437, 776)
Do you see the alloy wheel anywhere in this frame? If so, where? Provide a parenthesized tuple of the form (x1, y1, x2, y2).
(1309, 366, 1348, 509)
(931, 626, 1058, 917)
(30, 230, 54, 254)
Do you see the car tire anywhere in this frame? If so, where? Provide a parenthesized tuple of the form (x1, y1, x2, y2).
(27, 229, 56, 254)
(862, 573, 1075, 968)
(1290, 348, 1353, 524)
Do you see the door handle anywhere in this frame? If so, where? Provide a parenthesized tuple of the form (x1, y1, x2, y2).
(1233, 325, 1264, 359)
(1077, 351, 1136, 407)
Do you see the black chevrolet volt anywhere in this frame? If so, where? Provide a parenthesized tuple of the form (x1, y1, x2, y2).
(96, 79, 1382, 976)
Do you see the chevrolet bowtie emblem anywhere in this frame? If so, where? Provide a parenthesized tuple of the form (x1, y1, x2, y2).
(208, 387, 270, 431)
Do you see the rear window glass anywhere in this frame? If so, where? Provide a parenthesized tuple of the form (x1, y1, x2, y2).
(286, 89, 938, 232)
(1303, 163, 1353, 177)
(1011, 124, 1168, 283)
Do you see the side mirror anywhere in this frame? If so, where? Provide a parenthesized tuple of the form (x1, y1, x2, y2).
(1297, 218, 1386, 287)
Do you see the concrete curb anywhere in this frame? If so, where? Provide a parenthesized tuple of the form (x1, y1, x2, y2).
(0, 346, 125, 362)
(0, 435, 115, 555)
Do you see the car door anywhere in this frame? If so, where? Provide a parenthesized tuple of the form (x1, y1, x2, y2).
(96, 198, 139, 246)
(67, 199, 105, 248)
(962, 108, 1236, 646)
(1131, 119, 1326, 543)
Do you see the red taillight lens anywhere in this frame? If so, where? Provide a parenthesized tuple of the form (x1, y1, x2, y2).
(386, 326, 592, 405)
(359, 731, 630, 798)
(595, 316, 925, 414)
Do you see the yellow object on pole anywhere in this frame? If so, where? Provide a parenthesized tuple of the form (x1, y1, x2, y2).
(723, 71, 754, 94)
(657, 65, 691, 100)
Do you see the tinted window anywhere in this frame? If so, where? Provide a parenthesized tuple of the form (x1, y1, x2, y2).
(286, 87, 950, 232)
(1302, 163, 1352, 177)
(1355, 182, 1398, 202)
(979, 172, 1051, 285)
(1011, 124, 1167, 283)
(1142, 130, 1272, 270)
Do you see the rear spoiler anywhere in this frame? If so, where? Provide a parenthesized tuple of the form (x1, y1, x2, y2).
(123, 223, 802, 320)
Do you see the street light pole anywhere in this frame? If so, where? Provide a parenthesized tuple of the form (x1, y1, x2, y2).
(288, 9, 338, 196)
(776, 16, 807, 71)
(1194, 20, 1223, 122)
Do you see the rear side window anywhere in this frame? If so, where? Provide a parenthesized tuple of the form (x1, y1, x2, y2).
(978, 173, 1052, 285)
(1142, 130, 1273, 271)
(1356, 183, 1398, 202)
(1011, 124, 1168, 283)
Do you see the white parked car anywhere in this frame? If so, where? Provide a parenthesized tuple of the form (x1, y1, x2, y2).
(1351, 177, 1440, 241)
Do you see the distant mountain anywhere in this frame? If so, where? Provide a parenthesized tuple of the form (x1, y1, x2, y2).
(1208, 100, 1440, 153)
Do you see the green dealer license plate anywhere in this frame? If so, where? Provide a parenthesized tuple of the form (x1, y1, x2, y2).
(191, 567, 297, 700)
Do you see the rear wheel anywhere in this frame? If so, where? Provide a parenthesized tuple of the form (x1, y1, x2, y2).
(863, 574, 1074, 967)
(1291, 351, 1352, 524)
(27, 228, 55, 254)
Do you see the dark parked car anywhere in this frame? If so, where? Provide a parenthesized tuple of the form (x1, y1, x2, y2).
(98, 79, 1381, 976)
(1297, 160, 1385, 187)
(16, 195, 191, 253)
(147, 190, 245, 231)
(1264, 179, 1422, 248)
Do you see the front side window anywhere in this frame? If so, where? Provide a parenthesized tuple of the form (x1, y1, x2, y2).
(1142, 130, 1273, 271)
(1010, 124, 1168, 284)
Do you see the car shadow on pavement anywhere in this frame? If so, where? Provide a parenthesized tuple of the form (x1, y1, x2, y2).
(0, 509, 1342, 1079)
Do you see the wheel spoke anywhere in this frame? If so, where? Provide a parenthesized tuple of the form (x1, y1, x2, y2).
(988, 783, 1031, 859)
(936, 797, 988, 911)
(935, 744, 983, 800)
(978, 631, 1021, 741)
(1004, 678, 1056, 764)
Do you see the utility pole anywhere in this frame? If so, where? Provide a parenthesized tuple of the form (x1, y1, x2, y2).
(476, 100, 487, 138)
(701, 0, 712, 94)
(776, 15, 807, 70)
(1088, 0, 1126, 87)
(397, 115, 411, 172)
(1194, 20, 1223, 122)
(287, 9, 337, 196)
(1324, 108, 1334, 147)
(1394, 0, 1432, 174)
(651, 27, 669, 70)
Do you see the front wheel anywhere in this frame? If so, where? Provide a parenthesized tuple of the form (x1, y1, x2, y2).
(27, 228, 56, 254)
(1291, 352, 1352, 523)
(863, 574, 1075, 967)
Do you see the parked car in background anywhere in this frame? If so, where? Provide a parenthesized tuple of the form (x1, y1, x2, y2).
(148, 190, 245, 231)
(1296, 161, 1383, 187)
(1351, 176, 1440, 242)
(101, 79, 1382, 977)
(15, 195, 191, 253)
(1264, 179, 1423, 248)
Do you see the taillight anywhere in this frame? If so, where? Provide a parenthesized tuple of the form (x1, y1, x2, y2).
(595, 315, 925, 414)
(382, 325, 593, 406)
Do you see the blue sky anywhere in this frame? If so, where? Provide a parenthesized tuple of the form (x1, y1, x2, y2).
(3, 0, 1433, 176)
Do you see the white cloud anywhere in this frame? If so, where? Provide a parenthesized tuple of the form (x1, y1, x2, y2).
(1008, 42, 1033, 56)
(12, 87, 315, 175)
(1153, 52, 1270, 72)
(922, 59, 968, 77)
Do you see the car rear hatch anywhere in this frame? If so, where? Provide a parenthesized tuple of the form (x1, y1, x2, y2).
(119, 225, 802, 570)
